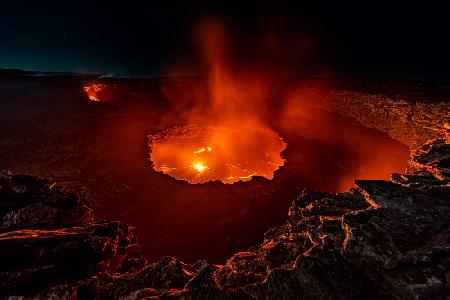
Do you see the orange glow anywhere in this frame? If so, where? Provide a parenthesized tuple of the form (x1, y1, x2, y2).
(193, 147, 212, 154)
(152, 19, 288, 184)
(149, 125, 286, 184)
(192, 162, 207, 172)
(161, 19, 276, 127)
(196, 19, 274, 126)
(83, 83, 107, 101)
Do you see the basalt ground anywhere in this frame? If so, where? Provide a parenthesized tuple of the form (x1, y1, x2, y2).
(0, 74, 410, 262)
(0, 73, 449, 299)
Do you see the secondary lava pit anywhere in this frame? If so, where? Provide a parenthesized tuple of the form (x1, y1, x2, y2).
(83, 83, 107, 101)
(148, 125, 286, 184)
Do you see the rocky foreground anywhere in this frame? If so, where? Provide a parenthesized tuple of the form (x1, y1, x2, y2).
(0, 123, 449, 299)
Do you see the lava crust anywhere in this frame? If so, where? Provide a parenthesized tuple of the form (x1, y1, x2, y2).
(1, 125, 449, 298)
(0, 78, 449, 299)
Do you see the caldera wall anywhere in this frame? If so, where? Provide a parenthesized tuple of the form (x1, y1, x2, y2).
(287, 88, 450, 149)
(1, 85, 449, 299)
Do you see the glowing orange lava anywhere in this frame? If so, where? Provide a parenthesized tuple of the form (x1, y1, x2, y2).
(83, 83, 107, 101)
(152, 20, 289, 184)
(192, 162, 208, 172)
(149, 125, 286, 184)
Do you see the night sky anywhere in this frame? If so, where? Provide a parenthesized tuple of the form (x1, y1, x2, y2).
(1, 1, 449, 81)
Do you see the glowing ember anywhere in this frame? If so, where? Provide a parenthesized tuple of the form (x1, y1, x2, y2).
(149, 125, 286, 184)
(83, 83, 107, 101)
(192, 162, 208, 172)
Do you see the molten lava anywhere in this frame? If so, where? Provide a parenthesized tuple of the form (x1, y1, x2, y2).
(149, 125, 286, 184)
(83, 83, 107, 101)
(153, 20, 290, 184)
(192, 162, 208, 172)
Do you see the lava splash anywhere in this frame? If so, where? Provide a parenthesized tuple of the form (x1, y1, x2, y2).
(148, 125, 286, 184)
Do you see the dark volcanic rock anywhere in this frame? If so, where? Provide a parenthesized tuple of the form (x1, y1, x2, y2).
(0, 171, 93, 232)
(0, 222, 140, 294)
(95, 256, 195, 298)
(0, 173, 143, 298)
(0, 136, 449, 298)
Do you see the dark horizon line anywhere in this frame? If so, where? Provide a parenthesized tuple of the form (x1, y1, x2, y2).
(1, 67, 449, 85)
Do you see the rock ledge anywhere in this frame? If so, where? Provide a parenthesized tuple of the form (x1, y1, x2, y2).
(1, 121, 449, 299)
